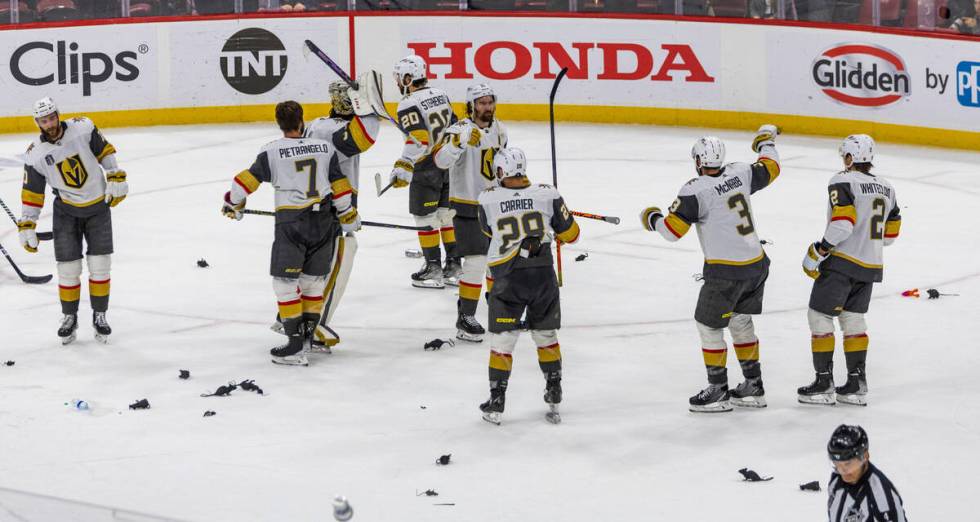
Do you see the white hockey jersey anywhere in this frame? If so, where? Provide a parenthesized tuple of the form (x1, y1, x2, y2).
(305, 114, 379, 203)
(393, 86, 457, 174)
(22, 116, 116, 218)
(655, 145, 780, 279)
(478, 182, 579, 278)
(434, 118, 508, 218)
(819, 169, 900, 282)
(230, 137, 352, 224)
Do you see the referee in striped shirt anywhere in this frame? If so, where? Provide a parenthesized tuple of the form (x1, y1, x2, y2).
(827, 424, 908, 522)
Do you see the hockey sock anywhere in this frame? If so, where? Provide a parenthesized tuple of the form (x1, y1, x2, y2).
(811, 333, 835, 373)
(59, 283, 81, 314)
(489, 354, 512, 401)
(537, 342, 562, 374)
(734, 341, 761, 379)
(702, 347, 728, 385)
(458, 287, 481, 316)
(89, 278, 110, 312)
(418, 229, 441, 263)
(440, 226, 458, 259)
(843, 333, 868, 373)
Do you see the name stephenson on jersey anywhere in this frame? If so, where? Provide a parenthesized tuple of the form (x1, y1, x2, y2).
(230, 137, 353, 224)
(21, 116, 116, 217)
(819, 170, 901, 282)
(655, 149, 780, 279)
(478, 183, 580, 278)
(394, 87, 457, 173)
(433, 118, 508, 218)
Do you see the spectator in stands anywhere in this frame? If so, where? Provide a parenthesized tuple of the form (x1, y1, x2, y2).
(940, 0, 976, 28)
(749, 0, 776, 18)
(949, 0, 979, 32)
(280, 0, 306, 9)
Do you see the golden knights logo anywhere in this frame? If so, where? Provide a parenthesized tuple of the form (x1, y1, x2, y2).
(58, 155, 88, 188)
(481, 148, 497, 181)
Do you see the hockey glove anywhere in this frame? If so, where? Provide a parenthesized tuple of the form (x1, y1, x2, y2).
(752, 124, 779, 153)
(349, 70, 386, 118)
(466, 125, 482, 148)
(338, 206, 362, 233)
(802, 242, 829, 279)
(17, 218, 38, 253)
(390, 159, 413, 188)
(104, 170, 128, 207)
(640, 206, 663, 232)
(222, 191, 245, 221)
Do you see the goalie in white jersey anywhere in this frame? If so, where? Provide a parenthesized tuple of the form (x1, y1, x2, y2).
(798, 135, 901, 406)
(476, 148, 580, 425)
(388, 55, 460, 289)
(434, 83, 508, 342)
(271, 73, 382, 351)
(222, 101, 360, 366)
(640, 125, 780, 413)
(19, 97, 128, 345)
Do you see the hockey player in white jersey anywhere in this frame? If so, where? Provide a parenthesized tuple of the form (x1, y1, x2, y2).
(19, 97, 128, 345)
(388, 55, 460, 289)
(434, 83, 507, 342)
(640, 125, 780, 412)
(223, 101, 360, 366)
(477, 148, 580, 425)
(798, 135, 901, 406)
(272, 73, 383, 351)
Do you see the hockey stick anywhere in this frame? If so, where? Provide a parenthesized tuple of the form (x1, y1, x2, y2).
(572, 211, 621, 225)
(242, 209, 431, 231)
(0, 196, 53, 240)
(0, 241, 53, 284)
(303, 40, 423, 147)
(374, 172, 395, 197)
(549, 67, 569, 287)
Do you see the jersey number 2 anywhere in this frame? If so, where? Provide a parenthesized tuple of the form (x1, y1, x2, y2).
(870, 198, 886, 240)
(728, 193, 755, 236)
(295, 158, 318, 198)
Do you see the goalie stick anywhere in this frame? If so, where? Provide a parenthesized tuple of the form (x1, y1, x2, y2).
(549, 67, 569, 286)
(0, 196, 52, 240)
(0, 241, 52, 284)
(241, 209, 431, 231)
(303, 40, 423, 148)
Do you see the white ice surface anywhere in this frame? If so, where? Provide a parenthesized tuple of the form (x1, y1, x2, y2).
(0, 121, 978, 521)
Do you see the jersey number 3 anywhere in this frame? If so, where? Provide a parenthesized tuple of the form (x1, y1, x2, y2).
(728, 193, 755, 236)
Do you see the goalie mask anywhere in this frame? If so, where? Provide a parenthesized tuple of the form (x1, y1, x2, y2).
(393, 55, 427, 95)
(329, 80, 354, 117)
(492, 147, 527, 185)
(691, 136, 725, 172)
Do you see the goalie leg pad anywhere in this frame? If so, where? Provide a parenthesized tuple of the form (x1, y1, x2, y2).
(322, 234, 358, 326)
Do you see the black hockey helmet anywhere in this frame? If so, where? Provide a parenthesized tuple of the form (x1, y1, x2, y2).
(827, 424, 869, 462)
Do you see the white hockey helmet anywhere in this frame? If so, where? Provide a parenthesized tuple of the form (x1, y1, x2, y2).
(493, 147, 527, 184)
(839, 134, 874, 164)
(466, 83, 495, 105)
(328, 79, 353, 116)
(33, 97, 58, 119)
(393, 55, 427, 90)
(691, 136, 725, 170)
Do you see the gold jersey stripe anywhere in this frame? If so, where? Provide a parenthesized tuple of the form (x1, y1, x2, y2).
(234, 170, 261, 194)
(884, 219, 901, 238)
(449, 196, 479, 206)
(556, 221, 580, 244)
(61, 195, 105, 208)
(96, 143, 117, 162)
(331, 177, 353, 196)
(275, 199, 322, 212)
(704, 252, 765, 266)
(488, 247, 519, 267)
(349, 116, 376, 152)
(759, 157, 780, 184)
(831, 204, 857, 224)
(831, 251, 882, 269)
(21, 189, 45, 207)
(664, 213, 691, 237)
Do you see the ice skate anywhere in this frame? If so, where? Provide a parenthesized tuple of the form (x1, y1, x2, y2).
(544, 375, 562, 424)
(58, 313, 78, 346)
(270, 314, 285, 336)
(92, 312, 111, 344)
(730, 377, 767, 408)
(411, 260, 444, 289)
(689, 383, 732, 413)
(480, 395, 504, 425)
(798, 372, 836, 405)
(835, 370, 868, 406)
(271, 326, 309, 366)
(442, 257, 462, 286)
(456, 313, 485, 343)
